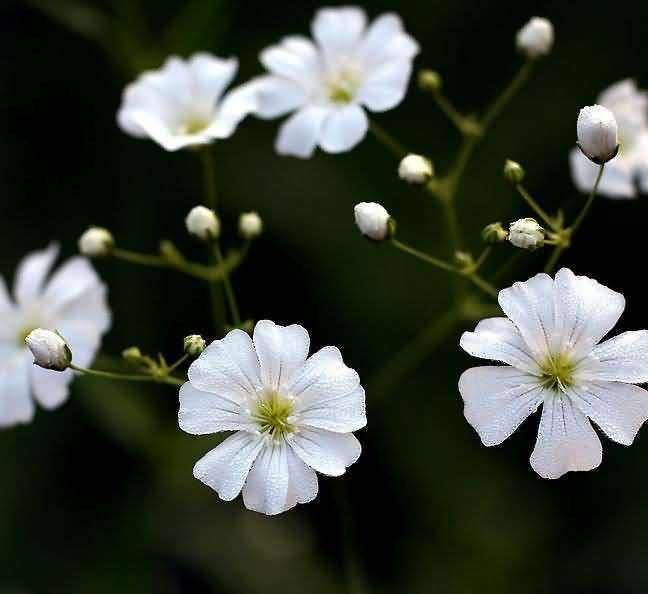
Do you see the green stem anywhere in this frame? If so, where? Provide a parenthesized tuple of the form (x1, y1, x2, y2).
(214, 243, 242, 327)
(390, 239, 455, 273)
(70, 364, 184, 387)
(201, 148, 217, 211)
(515, 184, 555, 229)
(432, 91, 470, 134)
(166, 353, 189, 373)
(112, 248, 167, 268)
(466, 272, 499, 299)
(334, 483, 368, 594)
(543, 246, 565, 274)
(570, 163, 605, 234)
(368, 120, 409, 159)
(473, 246, 492, 271)
(481, 60, 534, 132)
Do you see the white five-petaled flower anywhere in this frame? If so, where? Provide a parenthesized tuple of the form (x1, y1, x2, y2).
(0, 244, 111, 427)
(570, 80, 648, 198)
(117, 53, 258, 151)
(249, 6, 419, 158)
(459, 268, 648, 479)
(178, 320, 366, 515)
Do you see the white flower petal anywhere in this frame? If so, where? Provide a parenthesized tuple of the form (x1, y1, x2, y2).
(188, 330, 261, 398)
(208, 81, 259, 139)
(319, 104, 368, 153)
(13, 243, 58, 306)
(530, 395, 602, 479)
(242, 442, 291, 515)
(178, 382, 254, 435)
(122, 111, 210, 151)
(187, 54, 238, 105)
(574, 331, 648, 383)
(0, 355, 34, 427)
(356, 13, 419, 68)
(30, 365, 72, 410)
(357, 59, 413, 112)
(296, 385, 366, 433)
(288, 428, 361, 476)
(312, 6, 367, 58)
(250, 75, 307, 119)
(569, 148, 636, 199)
(260, 36, 320, 85)
(0, 277, 13, 314)
(285, 446, 319, 505)
(459, 317, 540, 374)
(568, 382, 648, 446)
(276, 106, 329, 158)
(193, 431, 264, 501)
(458, 366, 545, 446)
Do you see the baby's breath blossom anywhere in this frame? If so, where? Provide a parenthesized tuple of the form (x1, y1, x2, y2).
(354, 202, 391, 241)
(398, 154, 433, 184)
(508, 218, 544, 250)
(247, 6, 419, 158)
(516, 17, 554, 59)
(570, 80, 648, 198)
(0, 244, 111, 426)
(178, 320, 366, 515)
(117, 54, 258, 151)
(185, 206, 220, 240)
(576, 105, 619, 164)
(459, 268, 648, 479)
(25, 329, 71, 371)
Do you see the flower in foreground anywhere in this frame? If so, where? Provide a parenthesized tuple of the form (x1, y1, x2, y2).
(459, 268, 648, 479)
(249, 6, 419, 158)
(0, 244, 111, 427)
(178, 320, 366, 515)
(570, 80, 648, 198)
(117, 53, 258, 151)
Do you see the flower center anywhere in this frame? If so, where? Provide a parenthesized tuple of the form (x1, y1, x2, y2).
(177, 117, 210, 135)
(326, 65, 361, 104)
(539, 352, 575, 393)
(252, 390, 295, 441)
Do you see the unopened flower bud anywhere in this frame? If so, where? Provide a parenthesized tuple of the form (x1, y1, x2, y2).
(577, 105, 619, 164)
(239, 212, 263, 239)
(122, 346, 143, 364)
(184, 334, 206, 357)
(78, 226, 114, 257)
(354, 202, 394, 241)
(516, 17, 554, 59)
(482, 222, 508, 244)
(185, 206, 220, 240)
(25, 329, 71, 371)
(398, 154, 433, 184)
(508, 218, 544, 250)
(503, 160, 525, 185)
(418, 69, 442, 93)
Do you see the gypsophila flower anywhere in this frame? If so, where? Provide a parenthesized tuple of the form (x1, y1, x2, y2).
(117, 53, 258, 151)
(570, 80, 648, 198)
(459, 268, 648, 478)
(25, 329, 71, 371)
(78, 227, 114, 257)
(576, 105, 619, 165)
(354, 202, 392, 241)
(0, 244, 111, 427)
(186, 206, 220, 240)
(178, 320, 366, 515)
(239, 212, 263, 239)
(398, 154, 433, 184)
(508, 218, 544, 250)
(248, 6, 419, 158)
(516, 17, 554, 59)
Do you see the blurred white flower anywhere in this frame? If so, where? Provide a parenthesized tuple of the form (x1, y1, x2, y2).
(354, 202, 391, 240)
(248, 6, 419, 158)
(179, 320, 366, 515)
(0, 244, 111, 427)
(508, 217, 544, 250)
(118, 53, 258, 151)
(185, 205, 220, 240)
(398, 154, 433, 184)
(25, 329, 71, 371)
(570, 80, 648, 198)
(576, 104, 619, 164)
(78, 226, 114, 257)
(459, 268, 648, 479)
(516, 17, 554, 59)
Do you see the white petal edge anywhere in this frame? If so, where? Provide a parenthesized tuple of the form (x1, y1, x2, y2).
(288, 428, 361, 476)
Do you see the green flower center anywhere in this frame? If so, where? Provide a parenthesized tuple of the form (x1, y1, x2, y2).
(539, 352, 575, 393)
(17, 326, 36, 347)
(326, 66, 361, 104)
(252, 391, 295, 441)
(178, 117, 210, 135)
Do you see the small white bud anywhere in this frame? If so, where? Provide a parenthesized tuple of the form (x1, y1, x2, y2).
(516, 17, 554, 59)
(398, 154, 433, 184)
(508, 218, 545, 250)
(238, 212, 263, 239)
(184, 334, 206, 357)
(354, 202, 393, 241)
(78, 226, 114, 257)
(577, 105, 619, 164)
(25, 329, 71, 371)
(185, 206, 220, 240)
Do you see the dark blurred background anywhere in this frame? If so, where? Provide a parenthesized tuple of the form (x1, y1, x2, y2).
(1, 1, 648, 592)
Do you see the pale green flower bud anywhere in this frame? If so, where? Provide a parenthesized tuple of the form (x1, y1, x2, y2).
(184, 334, 206, 357)
(503, 160, 525, 185)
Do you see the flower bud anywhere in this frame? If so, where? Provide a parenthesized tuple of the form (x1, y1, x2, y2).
(454, 251, 474, 268)
(122, 346, 143, 364)
(503, 160, 525, 185)
(398, 154, 433, 184)
(418, 69, 442, 93)
(354, 202, 394, 241)
(576, 105, 619, 164)
(185, 206, 220, 240)
(78, 226, 114, 257)
(25, 329, 71, 371)
(184, 334, 206, 357)
(508, 218, 544, 250)
(239, 212, 263, 239)
(516, 17, 554, 59)
(482, 222, 508, 244)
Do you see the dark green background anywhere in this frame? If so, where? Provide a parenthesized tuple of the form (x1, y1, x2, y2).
(1, 1, 647, 592)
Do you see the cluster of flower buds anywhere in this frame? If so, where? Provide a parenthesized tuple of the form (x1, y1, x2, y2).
(354, 202, 395, 241)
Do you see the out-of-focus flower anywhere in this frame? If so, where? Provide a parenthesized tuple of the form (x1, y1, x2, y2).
(354, 202, 392, 241)
(239, 212, 263, 239)
(398, 154, 433, 184)
(248, 6, 419, 158)
(503, 159, 525, 185)
(459, 268, 648, 479)
(25, 329, 71, 371)
(185, 206, 220, 240)
(117, 54, 258, 151)
(0, 244, 111, 427)
(516, 17, 554, 59)
(179, 320, 366, 515)
(570, 80, 648, 198)
(78, 227, 114, 257)
(508, 218, 544, 250)
(576, 105, 619, 164)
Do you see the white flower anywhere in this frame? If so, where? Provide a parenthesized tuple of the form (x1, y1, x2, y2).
(459, 268, 648, 479)
(25, 329, 71, 371)
(185, 206, 220, 240)
(178, 320, 366, 515)
(0, 244, 111, 427)
(398, 154, 433, 184)
(354, 202, 391, 241)
(516, 17, 554, 58)
(239, 212, 263, 239)
(508, 218, 544, 250)
(117, 53, 258, 151)
(78, 227, 114, 257)
(576, 104, 619, 164)
(570, 80, 648, 198)
(248, 6, 419, 158)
